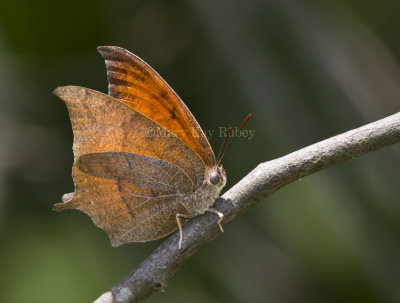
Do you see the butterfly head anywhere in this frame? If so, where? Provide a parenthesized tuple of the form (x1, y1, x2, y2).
(208, 165, 227, 188)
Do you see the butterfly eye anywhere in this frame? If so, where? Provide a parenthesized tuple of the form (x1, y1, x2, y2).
(210, 172, 220, 185)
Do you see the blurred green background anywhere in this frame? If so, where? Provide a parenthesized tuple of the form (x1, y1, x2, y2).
(1, 0, 399, 302)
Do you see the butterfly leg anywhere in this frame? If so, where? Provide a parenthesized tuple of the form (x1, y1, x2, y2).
(205, 208, 224, 233)
(176, 213, 190, 249)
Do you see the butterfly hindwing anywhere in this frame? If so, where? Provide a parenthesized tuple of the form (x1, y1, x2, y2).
(55, 151, 192, 246)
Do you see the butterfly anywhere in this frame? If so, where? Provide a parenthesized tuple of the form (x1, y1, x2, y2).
(54, 46, 227, 248)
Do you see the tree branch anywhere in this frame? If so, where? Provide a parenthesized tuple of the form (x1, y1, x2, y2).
(94, 112, 400, 303)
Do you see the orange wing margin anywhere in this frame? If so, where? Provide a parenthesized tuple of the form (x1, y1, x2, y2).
(97, 46, 216, 168)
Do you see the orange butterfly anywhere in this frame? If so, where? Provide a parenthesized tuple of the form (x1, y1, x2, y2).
(54, 46, 226, 248)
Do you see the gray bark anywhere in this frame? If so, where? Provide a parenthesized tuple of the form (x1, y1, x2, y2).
(94, 112, 400, 303)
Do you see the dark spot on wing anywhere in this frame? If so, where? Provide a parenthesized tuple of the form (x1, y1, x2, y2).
(169, 109, 176, 120)
(160, 89, 168, 100)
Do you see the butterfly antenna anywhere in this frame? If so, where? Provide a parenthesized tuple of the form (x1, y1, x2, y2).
(217, 114, 252, 165)
(216, 126, 233, 163)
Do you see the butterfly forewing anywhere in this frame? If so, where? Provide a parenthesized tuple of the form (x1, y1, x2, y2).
(54, 86, 204, 188)
(97, 46, 216, 169)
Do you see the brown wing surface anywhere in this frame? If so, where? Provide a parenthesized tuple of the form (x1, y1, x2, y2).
(53, 86, 204, 188)
(54, 152, 192, 246)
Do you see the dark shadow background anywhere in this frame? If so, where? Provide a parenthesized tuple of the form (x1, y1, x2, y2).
(1, 0, 399, 302)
